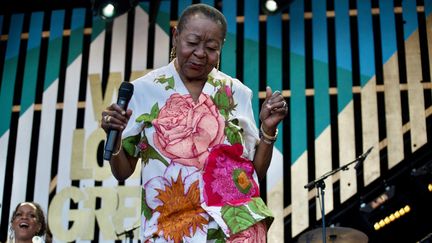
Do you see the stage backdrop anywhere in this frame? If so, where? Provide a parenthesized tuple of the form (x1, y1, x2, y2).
(0, 0, 431, 242)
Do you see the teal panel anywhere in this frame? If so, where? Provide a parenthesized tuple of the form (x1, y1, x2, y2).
(289, 0, 306, 57)
(290, 0, 307, 163)
(0, 14, 24, 135)
(139, 2, 170, 34)
(27, 12, 43, 50)
(380, 0, 397, 64)
(91, 17, 105, 42)
(50, 10, 65, 41)
(427, 0, 432, 15)
(157, 1, 171, 34)
(67, 9, 85, 65)
(43, 10, 65, 90)
(335, 0, 353, 111)
(5, 14, 23, 60)
(221, 33, 236, 77)
(358, 0, 375, 85)
(20, 12, 44, 115)
(312, 0, 330, 138)
(243, 0, 260, 124)
(178, 0, 193, 16)
(200, 0, 215, 6)
(402, 0, 419, 40)
(266, 14, 283, 150)
(221, 0, 236, 77)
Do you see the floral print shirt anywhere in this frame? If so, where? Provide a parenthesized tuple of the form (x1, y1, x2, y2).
(122, 61, 273, 242)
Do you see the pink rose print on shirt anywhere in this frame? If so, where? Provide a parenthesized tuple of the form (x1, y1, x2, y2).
(226, 221, 267, 243)
(152, 93, 225, 169)
(202, 143, 260, 206)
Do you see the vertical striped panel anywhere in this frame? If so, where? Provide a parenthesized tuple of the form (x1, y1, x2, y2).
(427, 1, 432, 84)
(100, 13, 129, 189)
(153, 0, 170, 68)
(289, 0, 309, 237)
(131, 6, 149, 74)
(221, 0, 236, 77)
(312, 0, 333, 218)
(358, 0, 380, 185)
(243, 0, 260, 123)
(380, 0, 404, 169)
(110, 14, 127, 75)
(72, 16, 105, 243)
(403, 0, 427, 152)
(56, 12, 85, 238)
(129, 6, 153, 185)
(1, 14, 24, 221)
(34, 10, 65, 212)
(20, 12, 43, 112)
(265, 13, 284, 243)
(335, 0, 356, 202)
(266, 14, 283, 149)
(0, 14, 4, 224)
(0, 13, 24, 138)
(14, 11, 43, 208)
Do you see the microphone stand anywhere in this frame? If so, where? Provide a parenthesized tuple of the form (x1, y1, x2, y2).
(116, 225, 140, 243)
(304, 146, 373, 243)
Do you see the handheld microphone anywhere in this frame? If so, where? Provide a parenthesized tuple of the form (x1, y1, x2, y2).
(104, 82, 134, 161)
(354, 146, 373, 170)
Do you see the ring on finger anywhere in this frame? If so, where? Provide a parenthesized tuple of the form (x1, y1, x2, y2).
(282, 101, 287, 108)
(105, 115, 111, 123)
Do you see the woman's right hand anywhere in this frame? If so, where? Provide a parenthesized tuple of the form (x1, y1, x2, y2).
(101, 104, 132, 134)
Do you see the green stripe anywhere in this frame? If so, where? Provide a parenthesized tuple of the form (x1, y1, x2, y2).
(0, 14, 23, 136)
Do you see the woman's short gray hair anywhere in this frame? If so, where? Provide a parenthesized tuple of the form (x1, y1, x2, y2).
(177, 3, 227, 40)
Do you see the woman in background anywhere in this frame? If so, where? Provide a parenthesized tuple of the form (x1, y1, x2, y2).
(7, 202, 47, 243)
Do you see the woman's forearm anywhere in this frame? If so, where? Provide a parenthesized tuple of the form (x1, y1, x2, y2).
(108, 138, 138, 181)
(253, 140, 274, 181)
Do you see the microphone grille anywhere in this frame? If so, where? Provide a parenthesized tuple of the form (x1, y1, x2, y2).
(118, 82, 134, 100)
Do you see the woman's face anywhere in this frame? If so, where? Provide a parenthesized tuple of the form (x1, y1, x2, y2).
(12, 203, 41, 241)
(173, 13, 224, 82)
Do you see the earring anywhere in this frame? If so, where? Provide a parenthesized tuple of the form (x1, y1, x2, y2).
(170, 46, 176, 62)
(216, 59, 220, 70)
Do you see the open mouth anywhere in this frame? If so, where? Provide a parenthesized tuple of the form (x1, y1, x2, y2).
(19, 222, 30, 229)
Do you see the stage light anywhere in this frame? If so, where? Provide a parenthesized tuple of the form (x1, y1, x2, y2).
(373, 205, 412, 230)
(384, 217, 390, 224)
(102, 3, 115, 18)
(374, 223, 380, 230)
(261, 0, 293, 15)
(428, 183, 432, 192)
(265, 0, 278, 12)
(92, 0, 138, 21)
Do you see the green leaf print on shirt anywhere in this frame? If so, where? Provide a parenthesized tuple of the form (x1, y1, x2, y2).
(123, 134, 141, 157)
(221, 205, 256, 234)
(137, 133, 169, 167)
(154, 75, 175, 91)
(247, 198, 274, 219)
(207, 228, 226, 242)
(136, 103, 160, 128)
(141, 188, 152, 220)
(123, 130, 169, 167)
(210, 79, 237, 120)
(225, 119, 244, 145)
